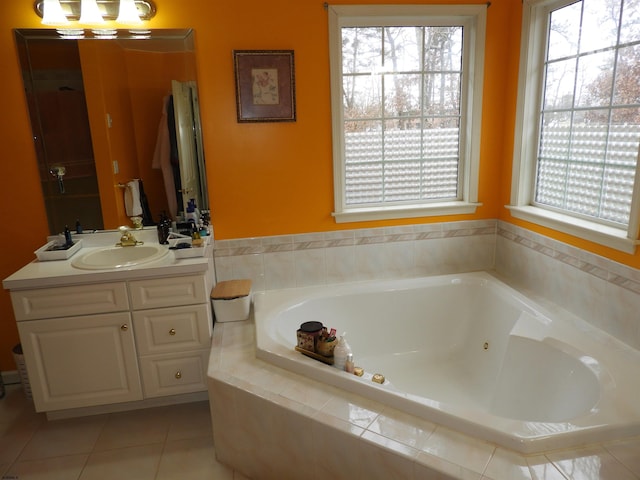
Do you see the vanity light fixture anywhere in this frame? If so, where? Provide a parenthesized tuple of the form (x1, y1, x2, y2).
(41, 0, 69, 25)
(116, 0, 142, 24)
(34, 0, 156, 24)
(78, 0, 104, 24)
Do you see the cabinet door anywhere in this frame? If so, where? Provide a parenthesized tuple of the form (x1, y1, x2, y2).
(17, 312, 142, 412)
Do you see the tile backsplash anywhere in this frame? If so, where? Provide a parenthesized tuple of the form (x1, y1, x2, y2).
(213, 220, 497, 291)
(212, 218, 640, 349)
(495, 221, 640, 350)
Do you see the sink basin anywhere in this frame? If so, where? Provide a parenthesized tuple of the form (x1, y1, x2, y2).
(71, 244, 170, 270)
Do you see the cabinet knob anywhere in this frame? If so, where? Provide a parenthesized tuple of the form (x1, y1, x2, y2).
(175, 370, 182, 379)
(169, 328, 176, 336)
(120, 324, 128, 331)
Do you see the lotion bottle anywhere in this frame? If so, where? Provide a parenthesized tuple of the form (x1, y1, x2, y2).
(345, 353, 355, 373)
(333, 333, 352, 371)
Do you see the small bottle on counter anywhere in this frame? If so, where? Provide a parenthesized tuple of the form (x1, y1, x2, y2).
(345, 353, 355, 373)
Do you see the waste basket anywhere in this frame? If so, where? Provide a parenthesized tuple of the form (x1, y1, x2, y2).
(12, 344, 32, 399)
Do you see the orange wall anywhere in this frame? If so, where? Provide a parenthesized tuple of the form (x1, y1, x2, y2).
(0, 0, 638, 371)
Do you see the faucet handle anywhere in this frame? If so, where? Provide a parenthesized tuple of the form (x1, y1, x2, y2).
(117, 226, 143, 246)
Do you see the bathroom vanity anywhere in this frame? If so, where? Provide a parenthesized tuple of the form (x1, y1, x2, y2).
(3, 230, 214, 418)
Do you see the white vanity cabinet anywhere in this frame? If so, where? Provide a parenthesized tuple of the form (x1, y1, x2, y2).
(10, 273, 212, 414)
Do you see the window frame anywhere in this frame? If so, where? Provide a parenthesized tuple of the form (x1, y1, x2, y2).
(509, 0, 640, 254)
(328, 5, 486, 223)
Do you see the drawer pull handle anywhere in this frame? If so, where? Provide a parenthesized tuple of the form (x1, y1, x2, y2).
(120, 324, 128, 331)
(175, 370, 182, 379)
(169, 328, 176, 336)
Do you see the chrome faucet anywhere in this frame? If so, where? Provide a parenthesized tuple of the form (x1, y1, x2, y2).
(116, 226, 143, 247)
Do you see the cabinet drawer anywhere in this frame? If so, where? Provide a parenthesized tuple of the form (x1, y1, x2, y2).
(132, 304, 212, 355)
(11, 282, 129, 321)
(129, 275, 207, 310)
(139, 350, 209, 398)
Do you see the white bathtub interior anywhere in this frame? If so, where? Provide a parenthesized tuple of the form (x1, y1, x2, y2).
(254, 272, 640, 454)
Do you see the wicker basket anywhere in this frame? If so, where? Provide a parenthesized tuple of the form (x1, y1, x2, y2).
(12, 344, 32, 400)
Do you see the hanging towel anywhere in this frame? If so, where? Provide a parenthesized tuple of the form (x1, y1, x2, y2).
(124, 179, 143, 217)
(152, 95, 178, 219)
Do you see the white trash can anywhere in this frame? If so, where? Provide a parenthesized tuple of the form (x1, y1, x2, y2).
(211, 279, 252, 322)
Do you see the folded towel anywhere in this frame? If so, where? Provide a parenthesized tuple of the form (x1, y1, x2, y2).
(124, 179, 143, 217)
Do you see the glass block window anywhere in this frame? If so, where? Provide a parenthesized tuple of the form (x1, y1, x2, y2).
(329, 6, 486, 222)
(534, 0, 640, 227)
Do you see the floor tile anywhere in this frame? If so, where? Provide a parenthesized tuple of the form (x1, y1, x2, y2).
(155, 435, 233, 480)
(5, 453, 88, 480)
(92, 406, 171, 451)
(18, 414, 107, 461)
(79, 443, 164, 480)
(166, 400, 213, 441)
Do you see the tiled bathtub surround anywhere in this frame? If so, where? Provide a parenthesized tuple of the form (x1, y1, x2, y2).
(213, 219, 640, 350)
(209, 220, 640, 478)
(495, 221, 640, 351)
(213, 220, 497, 291)
(208, 319, 640, 480)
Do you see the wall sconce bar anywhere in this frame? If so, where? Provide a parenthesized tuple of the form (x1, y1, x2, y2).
(33, 0, 156, 22)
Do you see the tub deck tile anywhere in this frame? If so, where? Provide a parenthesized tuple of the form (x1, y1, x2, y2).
(603, 436, 640, 477)
(547, 445, 639, 480)
(208, 318, 640, 480)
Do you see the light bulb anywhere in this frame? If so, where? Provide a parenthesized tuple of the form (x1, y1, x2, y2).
(117, 0, 142, 24)
(79, 0, 104, 24)
(42, 0, 69, 25)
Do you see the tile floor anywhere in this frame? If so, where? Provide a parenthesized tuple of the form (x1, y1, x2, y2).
(0, 384, 247, 480)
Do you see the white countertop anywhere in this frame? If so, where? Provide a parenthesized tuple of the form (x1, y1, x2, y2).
(2, 229, 213, 290)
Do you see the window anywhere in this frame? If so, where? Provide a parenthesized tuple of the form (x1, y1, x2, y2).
(328, 5, 486, 222)
(510, 0, 640, 253)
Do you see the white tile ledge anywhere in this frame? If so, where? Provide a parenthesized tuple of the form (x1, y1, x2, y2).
(207, 319, 640, 480)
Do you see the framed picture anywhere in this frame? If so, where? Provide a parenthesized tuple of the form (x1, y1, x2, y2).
(233, 50, 296, 123)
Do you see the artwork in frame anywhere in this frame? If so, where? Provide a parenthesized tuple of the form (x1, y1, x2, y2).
(233, 50, 296, 123)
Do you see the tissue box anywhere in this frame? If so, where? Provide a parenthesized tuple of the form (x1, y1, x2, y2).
(35, 240, 83, 261)
(211, 279, 252, 322)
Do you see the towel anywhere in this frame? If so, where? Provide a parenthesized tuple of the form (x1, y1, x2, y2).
(124, 179, 143, 217)
(152, 95, 179, 219)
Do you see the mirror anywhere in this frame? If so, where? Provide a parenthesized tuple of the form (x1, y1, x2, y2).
(14, 28, 208, 234)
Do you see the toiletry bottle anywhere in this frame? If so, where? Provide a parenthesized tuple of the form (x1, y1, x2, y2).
(333, 333, 352, 371)
(75, 219, 83, 234)
(157, 212, 170, 244)
(345, 353, 355, 373)
(64, 225, 73, 248)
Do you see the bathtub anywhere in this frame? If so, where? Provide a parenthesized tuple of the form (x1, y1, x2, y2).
(254, 272, 640, 454)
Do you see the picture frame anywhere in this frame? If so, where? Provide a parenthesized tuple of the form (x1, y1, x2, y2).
(233, 50, 296, 123)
